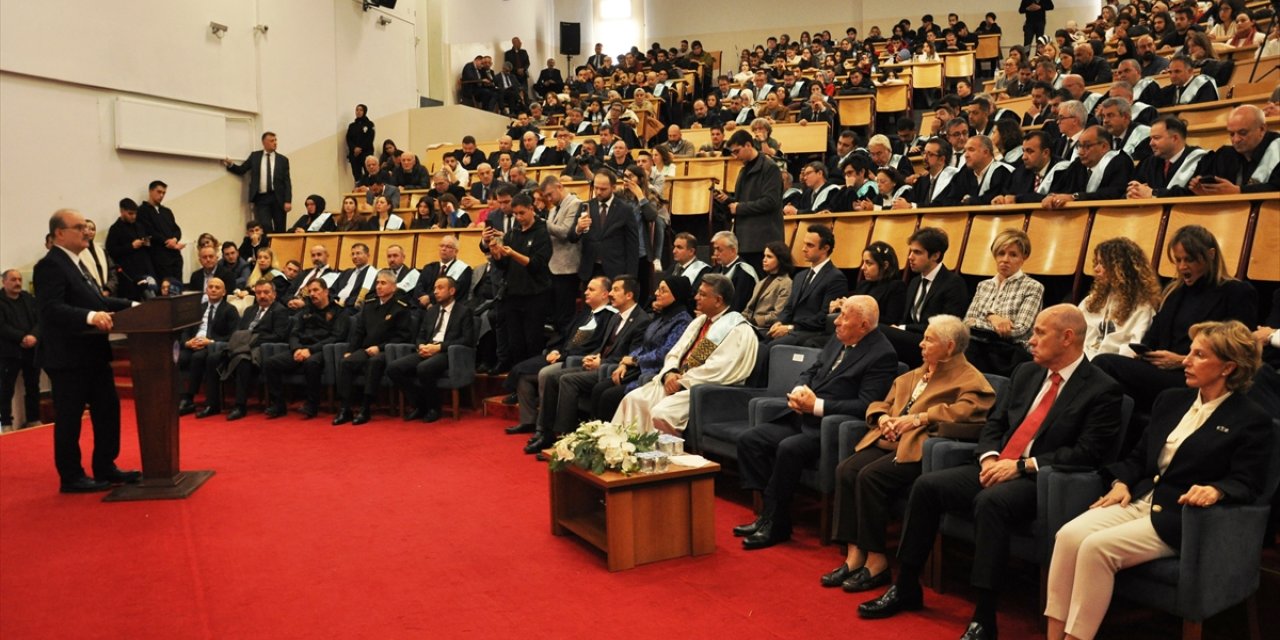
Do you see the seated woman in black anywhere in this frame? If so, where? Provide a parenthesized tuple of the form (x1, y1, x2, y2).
(1093, 224, 1257, 413)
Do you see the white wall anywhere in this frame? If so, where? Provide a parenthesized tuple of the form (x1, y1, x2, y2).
(0, 0, 420, 273)
(434, 0, 556, 105)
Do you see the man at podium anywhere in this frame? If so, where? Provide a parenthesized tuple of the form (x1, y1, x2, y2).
(33, 209, 141, 493)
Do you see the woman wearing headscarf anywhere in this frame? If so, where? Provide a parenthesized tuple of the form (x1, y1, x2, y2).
(289, 194, 336, 233)
(589, 275, 694, 420)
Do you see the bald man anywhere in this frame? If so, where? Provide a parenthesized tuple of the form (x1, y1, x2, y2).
(1188, 105, 1280, 194)
(393, 152, 430, 189)
(858, 305, 1123, 640)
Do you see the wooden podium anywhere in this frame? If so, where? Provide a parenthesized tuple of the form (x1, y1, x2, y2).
(104, 293, 214, 501)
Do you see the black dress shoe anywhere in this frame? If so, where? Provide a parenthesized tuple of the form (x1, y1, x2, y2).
(857, 585, 923, 619)
(404, 407, 425, 421)
(196, 406, 220, 419)
(96, 468, 143, 485)
(332, 408, 352, 425)
(60, 476, 111, 493)
(226, 407, 246, 422)
(843, 568, 892, 592)
(177, 400, 196, 416)
(821, 564, 863, 588)
(732, 517, 767, 537)
(959, 621, 996, 640)
(299, 403, 318, 419)
(423, 409, 441, 423)
(742, 522, 790, 550)
(501, 393, 518, 405)
(505, 423, 536, 435)
(524, 432, 555, 454)
(264, 405, 286, 419)
(476, 363, 491, 375)
(351, 410, 371, 425)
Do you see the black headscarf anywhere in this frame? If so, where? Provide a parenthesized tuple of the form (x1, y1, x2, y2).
(307, 194, 327, 213)
(659, 274, 694, 315)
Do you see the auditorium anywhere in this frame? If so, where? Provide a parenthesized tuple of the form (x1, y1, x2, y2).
(1, 1, 1278, 638)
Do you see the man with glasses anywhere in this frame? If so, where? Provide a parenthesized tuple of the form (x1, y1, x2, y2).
(1097, 97, 1153, 163)
(1041, 126, 1133, 208)
(895, 138, 961, 208)
(34, 209, 139, 493)
(714, 130, 783, 273)
(1051, 100, 1088, 162)
(784, 162, 841, 215)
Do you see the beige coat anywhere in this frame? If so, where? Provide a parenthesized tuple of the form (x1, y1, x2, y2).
(744, 273, 792, 328)
(856, 354, 996, 463)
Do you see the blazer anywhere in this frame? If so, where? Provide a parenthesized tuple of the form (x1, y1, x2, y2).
(910, 170, 963, 207)
(346, 297, 413, 351)
(226, 150, 293, 205)
(568, 197, 639, 280)
(32, 247, 133, 370)
(413, 261, 474, 306)
(744, 274, 792, 328)
(105, 218, 154, 281)
(1131, 146, 1208, 197)
(761, 330, 899, 432)
(731, 153, 784, 253)
(900, 265, 969, 332)
(182, 300, 240, 343)
(952, 162, 1015, 206)
(1106, 389, 1272, 548)
(549, 306, 617, 357)
(1142, 278, 1257, 354)
(779, 262, 849, 332)
(976, 358, 1124, 469)
(414, 300, 477, 351)
(858, 354, 997, 462)
(546, 194, 584, 277)
(237, 302, 291, 343)
(598, 307, 652, 363)
(286, 265, 336, 299)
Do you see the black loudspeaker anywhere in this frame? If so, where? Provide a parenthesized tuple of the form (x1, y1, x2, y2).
(559, 22, 581, 56)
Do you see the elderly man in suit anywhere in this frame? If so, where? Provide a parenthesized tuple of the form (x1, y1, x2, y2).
(0, 269, 41, 430)
(198, 277, 290, 421)
(223, 131, 293, 233)
(387, 276, 477, 423)
(1041, 126, 1134, 208)
(569, 172, 639, 281)
(413, 235, 472, 308)
(858, 305, 1123, 640)
(176, 277, 240, 416)
(735, 295, 898, 549)
(33, 209, 139, 493)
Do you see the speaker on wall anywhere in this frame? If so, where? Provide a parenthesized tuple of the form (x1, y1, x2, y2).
(559, 22, 580, 56)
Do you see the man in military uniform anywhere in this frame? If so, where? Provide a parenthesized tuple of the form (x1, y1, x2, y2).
(263, 279, 348, 419)
(334, 270, 413, 425)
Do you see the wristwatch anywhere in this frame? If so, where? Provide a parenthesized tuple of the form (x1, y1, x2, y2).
(1016, 458, 1027, 475)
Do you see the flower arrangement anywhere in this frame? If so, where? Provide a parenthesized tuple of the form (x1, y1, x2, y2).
(548, 420, 659, 475)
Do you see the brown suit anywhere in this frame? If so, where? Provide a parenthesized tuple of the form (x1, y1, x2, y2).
(856, 354, 995, 463)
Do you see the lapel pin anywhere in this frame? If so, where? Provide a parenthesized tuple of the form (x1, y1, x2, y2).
(1215, 425, 1229, 433)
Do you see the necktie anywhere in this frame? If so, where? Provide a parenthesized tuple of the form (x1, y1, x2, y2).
(88, 244, 104, 284)
(1163, 159, 1172, 178)
(433, 306, 447, 339)
(1033, 173, 1042, 191)
(202, 304, 215, 338)
(826, 346, 849, 374)
(999, 372, 1063, 459)
(911, 279, 931, 323)
(250, 307, 265, 330)
(76, 259, 100, 294)
(602, 316, 623, 356)
(800, 267, 816, 294)
(600, 201, 609, 226)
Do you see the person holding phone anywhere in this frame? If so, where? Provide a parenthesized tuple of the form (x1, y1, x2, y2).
(1093, 226, 1257, 415)
(715, 129, 783, 274)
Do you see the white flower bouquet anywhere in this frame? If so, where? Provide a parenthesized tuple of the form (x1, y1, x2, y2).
(548, 420, 660, 475)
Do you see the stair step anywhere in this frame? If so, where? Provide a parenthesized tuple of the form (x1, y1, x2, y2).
(480, 395, 520, 421)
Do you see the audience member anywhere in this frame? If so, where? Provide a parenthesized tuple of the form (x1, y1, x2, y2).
(333, 270, 413, 426)
(199, 277, 291, 421)
(962, 229, 1045, 375)
(137, 180, 185, 282)
(0, 269, 41, 430)
(263, 278, 348, 420)
(223, 132, 293, 233)
(1078, 238, 1161, 360)
(176, 277, 239, 416)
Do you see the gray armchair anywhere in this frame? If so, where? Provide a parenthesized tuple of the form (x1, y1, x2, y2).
(1044, 418, 1280, 640)
(383, 339, 478, 421)
(687, 344, 820, 458)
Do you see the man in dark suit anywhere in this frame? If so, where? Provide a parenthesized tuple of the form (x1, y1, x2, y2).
(0, 269, 41, 430)
(263, 279, 348, 419)
(709, 231, 759, 312)
(387, 276, 476, 423)
(534, 59, 564, 98)
(992, 131, 1059, 205)
(1020, 82, 1055, 128)
(952, 135, 1015, 206)
(198, 278, 290, 420)
(33, 209, 139, 492)
(716, 130, 783, 273)
(569, 172, 639, 280)
(1041, 126, 1134, 208)
(136, 180, 185, 283)
(187, 245, 220, 302)
(858, 305, 1122, 640)
(524, 277, 651, 450)
(176, 277, 239, 416)
(223, 131, 293, 233)
(413, 235, 473, 308)
(285, 244, 334, 311)
(881, 227, 970, 368)
(901, 138, 963, 209)
(333, 270, 413, 426)
(1158, 55, 1218, 107)
(504, 37, 531, 93)
(1126, 115, 1209, 199)
(736, 296, 898, 549)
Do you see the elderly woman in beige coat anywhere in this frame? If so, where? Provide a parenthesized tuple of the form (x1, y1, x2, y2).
(743, 241, 793, 329)
(821, 315, 997, 593)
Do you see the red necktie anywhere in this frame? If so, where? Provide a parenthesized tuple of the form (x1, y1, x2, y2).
(1163, 160, 1171, 178)
(999, 372, 1063, 460)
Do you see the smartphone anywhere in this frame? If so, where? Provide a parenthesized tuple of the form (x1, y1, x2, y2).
(1128, 343, 1152, 355)
(1200, 174, 1218, 183)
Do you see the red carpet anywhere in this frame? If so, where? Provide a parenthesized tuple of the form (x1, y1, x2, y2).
(2, 400, 1155, 639)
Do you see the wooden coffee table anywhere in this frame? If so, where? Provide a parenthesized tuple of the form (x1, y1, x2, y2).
(548, 459, 720, 571)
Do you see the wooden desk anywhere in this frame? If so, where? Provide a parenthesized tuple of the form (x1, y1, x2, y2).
(549, 460, 719, 572)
